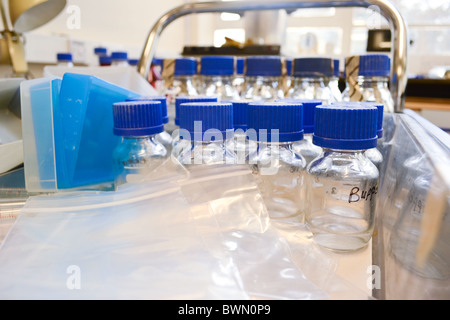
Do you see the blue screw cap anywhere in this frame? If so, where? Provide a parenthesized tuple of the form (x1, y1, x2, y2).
(57, 53, 72, 62)
(200, 56, 234, 76)
(313, 104, 378, 150)
(111, 51, 128, 61)
(245, 56, 282, 77)
(357, 54, 390, 77)
(175, 57, 198, 76)
(247, 102, 304, 143)
(178, 102, 234, 141)
(276, 99, 323, 134)
(293, 57, 334, 78)
(175, 95, 218, 125)
(232, 100, 250, 130)
(113, 100, 164, 137)
(127, 95, 169, 124)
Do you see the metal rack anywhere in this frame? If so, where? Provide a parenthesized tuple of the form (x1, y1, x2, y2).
(137, 0, 409, 113)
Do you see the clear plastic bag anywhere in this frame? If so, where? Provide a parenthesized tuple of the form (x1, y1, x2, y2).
(0, 160, 327, 300)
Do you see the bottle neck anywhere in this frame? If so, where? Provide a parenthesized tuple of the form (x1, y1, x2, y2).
(355, 76, 389, 87)
(112, 60, 129, 67)
(292, 77, 326, 86)
(322, 148, 365, 156)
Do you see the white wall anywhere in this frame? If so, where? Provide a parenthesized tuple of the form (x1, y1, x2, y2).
(20, 0, 189, 63)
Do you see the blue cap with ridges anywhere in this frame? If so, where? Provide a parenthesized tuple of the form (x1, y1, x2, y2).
(113, 100, 164, 136)
(99, 56, 111, 65)
(175, 95, 218, 125)
(126, 95, 169, 124)
(358, 54, 390, 77)
(200, 56, 234, 76)
(232, 100, 250, 130)
(331, 101, 383, 138)
(111, 51, 128, 61)
(236, 57, 244, 75)
(313, 104, 378, 150)
(178, 102, 234, 141)
(247, 102, 304, 143)
(293, 57, 334, 77)
(276, 99, 322, 134)
(245, 56, 282, 77)
(57, 53, 72, 62)
(175, 57, 197, 76)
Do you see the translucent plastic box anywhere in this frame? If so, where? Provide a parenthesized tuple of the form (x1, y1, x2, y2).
(21, 73, 140, 192)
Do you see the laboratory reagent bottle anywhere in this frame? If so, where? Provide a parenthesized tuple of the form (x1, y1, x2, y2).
(111, 51, 129, 67)
(277, 98, 324, 165)
(242, 56, 284, 101)
(165, 57, 200, 133)
(56, 53, 74, 67)
(112, 100, 168, 188)
(126, 95, 173, 153)
(306, 103, 379, 252)
(173, 102, 236, 166)
(342, 54, 394, 113)
(288, 57, 336, 104)
(199, 56, 240, 101)
(247, 101, 306, 224)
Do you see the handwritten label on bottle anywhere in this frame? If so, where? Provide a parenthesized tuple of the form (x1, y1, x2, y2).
(348, 185, 378, 203)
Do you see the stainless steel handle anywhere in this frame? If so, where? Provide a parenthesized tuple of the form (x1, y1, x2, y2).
(138, 0, 408, 112)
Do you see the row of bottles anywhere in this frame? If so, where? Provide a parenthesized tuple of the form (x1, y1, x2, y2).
(55, 47, 140, 67)
(110, 96, 384, 253)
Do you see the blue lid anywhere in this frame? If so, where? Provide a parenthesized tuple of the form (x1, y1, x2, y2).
(175, 57, 197, 76)
(99, 56, 112, 65)
(57, 53, 72, 62)
(285, 58, 292, 76)
(126, 95, 169, 124)
(178, 102, 234, 141)
(113, 100, 164, 136)
(293, 57, 334, 78)
(175, 95, 218, 125)
(333, 59, 340, 77)
(232, 100, 250, 130)
(276, 99, 323, 134)
(236, 57, 244, 75)
(331, 101, 384, 138)
(128, 59, 139, 66)
(200, 56, 234, 76)
(313, 104, 378, 150)
(94, 47, 107, 55)
(247, 102, 304, 143)
(111, 51, 128, 61)
(245, 56, 282, 77)
(358, 54, 390, 77)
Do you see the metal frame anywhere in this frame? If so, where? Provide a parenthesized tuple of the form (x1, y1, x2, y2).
(138, 0, 408, 112)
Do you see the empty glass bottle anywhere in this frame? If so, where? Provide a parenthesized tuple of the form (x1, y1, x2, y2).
(306, 103, 379, 252)
(342, 54, 393, 113)
(111, 51, 129, 67)
(112, 100, 168, 188)
(199, 56, 240, 101)
(247, 101, 306, 224)
(276, 98, 324, 166)
(288, 57, 336, 104)
(242, 56, 284, 101)
(173, 102, 236, 166)
(56, 53, 74, 67)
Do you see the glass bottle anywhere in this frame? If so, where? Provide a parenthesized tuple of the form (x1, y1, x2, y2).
(111, 51, 129, 67)
(288, 57, 336, 104)
(173, 102, 236, 166)
(199, 56, 240, 101)
(126, 96, 173, 154)
(56, 53, 74, 67)
(342, 54, 394, 113)
(94, 47, 107, 66)
(112, 100, 168, 188)
(277, 98, 324, 166)
(247, 101, 306, 224)
(165, 57, 199, 134)
(306, 103, 379, 252)
(242, 56, 284, 101)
